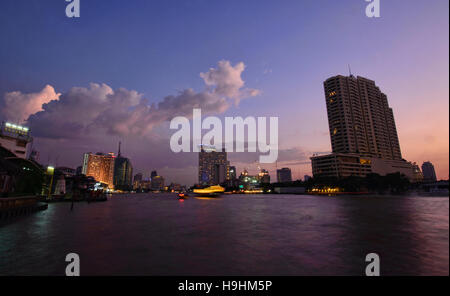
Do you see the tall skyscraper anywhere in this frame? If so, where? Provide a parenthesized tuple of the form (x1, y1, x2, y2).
(82, 152, 115, 188)
(422, 161, 437, 181)
(113, 142, 133, 190)
(311, 75, 417, 180)
(277, 168, 292, 183)
(323, 75, 402, 160)
(198, 145, 228, 185)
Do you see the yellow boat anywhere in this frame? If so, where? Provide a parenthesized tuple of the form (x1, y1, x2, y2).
(193, 185, 225, 197)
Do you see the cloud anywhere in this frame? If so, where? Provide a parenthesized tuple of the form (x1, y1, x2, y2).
(18, 60, 259, 140)
(0, 85, 61, 123)
(26, 84, 231, 139)
(200, 60, 261, 104)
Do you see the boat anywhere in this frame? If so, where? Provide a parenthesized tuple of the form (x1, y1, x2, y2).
(193, 185, 225, 197)
(178, 192, 189, 199)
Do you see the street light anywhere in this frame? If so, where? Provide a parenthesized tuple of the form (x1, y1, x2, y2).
(47, 166, 55, 200)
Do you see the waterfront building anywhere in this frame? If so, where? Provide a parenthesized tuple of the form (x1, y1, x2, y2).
(133, 173, 143, 190)
(323, 75, 401, 159)
(421, 161, 437, 182)
(311, 75, 418, 180)
(198, 145, 228, 185)
(140, 180, 151, 191)
(239, 170, 260, 190)
(151, 175, 165, 191)
(0, 122, 33, 159)
(113, 143, 133, 190)
(277, 168, 292, 183)
(226, 165, 239, 187)
(82, 152, 115, 189)
(258, 169, 271, 184)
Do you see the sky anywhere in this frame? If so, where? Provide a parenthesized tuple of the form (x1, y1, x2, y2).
(0, 0, 448, 185)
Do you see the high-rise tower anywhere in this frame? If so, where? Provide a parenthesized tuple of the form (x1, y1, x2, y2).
(113, 142, 133, 190)
(198, 145, 228, 185)
(311, 74, 417, 180)
(323, 75, 402, 160)
(421, 161, 437, 181)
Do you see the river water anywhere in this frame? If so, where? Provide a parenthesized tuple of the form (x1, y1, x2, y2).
(0, 194, 448, 276)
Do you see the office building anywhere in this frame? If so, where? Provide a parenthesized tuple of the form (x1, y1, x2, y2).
(422, 161, 437, 181)
(277, 168, 292, 183)
(323, 75, 401, 159)
(311, 75, 417, 180)
(113, 143, 133, 190)
(198, 145, 228, 185)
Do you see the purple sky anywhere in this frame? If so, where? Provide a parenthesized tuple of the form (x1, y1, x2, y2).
(0, 0, 448, 185)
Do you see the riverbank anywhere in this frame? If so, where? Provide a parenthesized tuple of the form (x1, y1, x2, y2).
(0, 196, 48, 225)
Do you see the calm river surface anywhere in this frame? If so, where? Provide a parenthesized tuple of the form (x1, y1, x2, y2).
(0, 194, 448, 276)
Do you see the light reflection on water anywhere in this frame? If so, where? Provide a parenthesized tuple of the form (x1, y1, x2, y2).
(0, 194, 448, 275)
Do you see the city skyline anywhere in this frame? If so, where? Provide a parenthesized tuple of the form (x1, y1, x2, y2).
(0, 0, 448, 185)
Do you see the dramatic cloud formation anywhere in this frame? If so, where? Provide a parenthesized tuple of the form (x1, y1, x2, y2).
(0, 60, 265, 184)
(0, 85, 60, 123)
(18, 60, 258, 140)
(200, 60, 261, 104)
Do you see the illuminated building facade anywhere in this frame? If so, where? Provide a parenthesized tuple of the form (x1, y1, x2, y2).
(0, 122, 33, 159)
(258, 169, 270, 184)
(311, 75, 418, 180)
(82, 152, 115, 189)
(198, 145, 228, 185)
(238, 170, 259, 190)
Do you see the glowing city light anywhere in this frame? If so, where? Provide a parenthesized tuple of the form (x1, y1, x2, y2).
(4, 122, 29, 133)
(47, 166, 55, 175)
